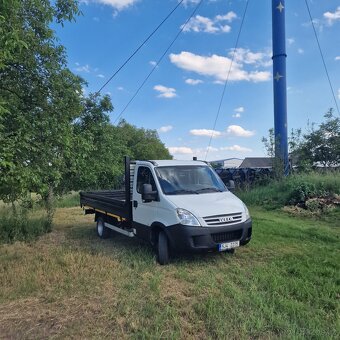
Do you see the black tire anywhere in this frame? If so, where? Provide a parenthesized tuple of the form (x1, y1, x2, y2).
(157, 230, 170, 265)
(96, 217, 110, 239)
(240, 239, 251, 246)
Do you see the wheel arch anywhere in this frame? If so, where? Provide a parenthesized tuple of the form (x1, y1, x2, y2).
(150, 222, 169, 247)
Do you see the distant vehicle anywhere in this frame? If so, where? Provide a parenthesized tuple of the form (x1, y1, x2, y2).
(80, 157, 252, 265)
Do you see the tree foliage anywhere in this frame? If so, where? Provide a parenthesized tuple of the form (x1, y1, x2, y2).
(296, 110, 340, 167)
(262, 109, 340, 169)
(0, 0, 172, 226)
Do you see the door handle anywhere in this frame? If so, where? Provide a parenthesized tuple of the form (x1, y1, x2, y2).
(133, 200, 138, 208)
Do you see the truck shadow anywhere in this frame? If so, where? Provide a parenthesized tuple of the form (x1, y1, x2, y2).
(65, 224, 236, 267)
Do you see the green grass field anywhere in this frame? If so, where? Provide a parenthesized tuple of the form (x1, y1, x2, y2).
(0, 206, 339, 339)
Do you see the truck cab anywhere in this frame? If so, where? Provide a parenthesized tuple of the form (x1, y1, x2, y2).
(80, 158, 252, 265)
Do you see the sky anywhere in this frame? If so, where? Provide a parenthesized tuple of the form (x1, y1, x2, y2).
(54, 0, 340, 161)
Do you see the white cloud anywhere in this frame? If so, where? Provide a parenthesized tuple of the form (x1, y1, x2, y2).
(335, 56, 340, 61)
(168, 146, 193, 155)
(84, 0, 139, 11)
(220, 145, 252, 152)
(149, 60, 157, 66)
(338, 88, 340, 100)
(298, 48, 304, 54)
(168, 144, 253, 160)
(158, 125, 173, 133)
(183, 15, 219, 33)
(324, 7, 340, 25)
(302, 18, 323, 32)
(185, 78, 203, 85)
(182, 11, 236, 34)
(232, 48, 272, 67)
(182, 0, 201, 7)
(154, 85, 177, 98)
(234, 106, 244, 113)
(232, 107, 243, 118)
(226, 125, 255, 137)
(97, 74, 105, 78)
(215, 11, 237, 23)
(169, 51, 271, 83)
(287, 38, 295, 45)
(117, 86, 124, 91)
(190, 129, 222, 138)
(220, 25, 231, 33)
(75, 64, 90, 73)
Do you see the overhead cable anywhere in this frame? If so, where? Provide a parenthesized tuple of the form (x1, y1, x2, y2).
(113, 0, 204, 124)
(304, 0, 339, 115)
(205, 0, 250, 160)
(96, 0, 186, 94)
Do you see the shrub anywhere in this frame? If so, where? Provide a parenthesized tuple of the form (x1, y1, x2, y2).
(0, 214, 51, 243)
(237, 171, 340, 209)
(55, 192, 80, 208)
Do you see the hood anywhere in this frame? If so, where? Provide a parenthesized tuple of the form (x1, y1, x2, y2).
(166, 191, 245, 218)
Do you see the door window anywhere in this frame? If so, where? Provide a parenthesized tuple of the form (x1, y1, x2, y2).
(136, 167, 157, 194)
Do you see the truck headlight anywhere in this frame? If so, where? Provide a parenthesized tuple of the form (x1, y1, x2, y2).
(176, 208, 200, 226)
(243, 203, 250, 220)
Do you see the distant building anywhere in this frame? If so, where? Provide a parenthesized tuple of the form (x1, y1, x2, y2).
(239, 157, 273, 168)
(210, 158, 244, 169)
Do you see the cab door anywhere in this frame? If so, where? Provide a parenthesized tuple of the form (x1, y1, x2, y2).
(132, 165, 160, 240)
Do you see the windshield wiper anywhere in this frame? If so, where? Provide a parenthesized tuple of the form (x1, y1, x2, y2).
(167, 189, 199, 195)
(196, 187, 223, 193)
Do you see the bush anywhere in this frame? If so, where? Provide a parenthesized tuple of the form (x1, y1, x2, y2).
(55, 192, 80, 208)
(0, 214, 51, 243)
(237, 171, 340, 209)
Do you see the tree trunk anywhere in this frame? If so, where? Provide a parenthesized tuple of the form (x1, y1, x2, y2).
(11, 201, 17, 217)
(45, 186, 55, 230)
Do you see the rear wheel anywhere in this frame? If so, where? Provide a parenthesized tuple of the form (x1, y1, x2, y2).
(157, 231, 170, 265)
(97, 217, 110, 239)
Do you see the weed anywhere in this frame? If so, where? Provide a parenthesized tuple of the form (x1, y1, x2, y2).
(0, 206, 339, 338)
(0, 213, 51, 243)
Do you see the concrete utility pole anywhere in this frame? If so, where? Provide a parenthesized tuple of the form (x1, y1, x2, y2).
(272, 0, 289, 175)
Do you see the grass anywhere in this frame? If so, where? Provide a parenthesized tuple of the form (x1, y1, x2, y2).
(0, 215, 51, 244)
(55, 191, 80, 208)
(0, 206, 339, 338)
(237, 171, 340, 208)
(0, 191, 79, 243)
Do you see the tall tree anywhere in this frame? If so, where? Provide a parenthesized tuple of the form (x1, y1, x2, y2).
(0, 0, 82, 221)
(297, 109, 340, 167)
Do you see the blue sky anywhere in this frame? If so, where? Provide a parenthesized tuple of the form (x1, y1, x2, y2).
(55, 0, 340, 160)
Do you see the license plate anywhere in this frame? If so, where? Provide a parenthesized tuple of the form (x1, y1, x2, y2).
(218, 240, 240, 251)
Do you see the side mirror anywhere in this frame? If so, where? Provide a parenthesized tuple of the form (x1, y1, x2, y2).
(227, 180, 235, 192)
(141, 183, 158, 202)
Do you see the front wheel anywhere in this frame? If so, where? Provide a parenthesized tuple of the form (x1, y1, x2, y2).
(157, 231, 170, 265)
(97, 217, 110, 239)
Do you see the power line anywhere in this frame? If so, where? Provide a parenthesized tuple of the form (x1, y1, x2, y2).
(96, 0, 185, 94)
(205, 0, 250, 160)
(113, 0, 204, 124)
(304, 0, 339, 115)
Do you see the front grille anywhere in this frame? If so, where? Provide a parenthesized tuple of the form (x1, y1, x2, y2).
(211, 229, 243, 243)
(203, 212, 242, 227)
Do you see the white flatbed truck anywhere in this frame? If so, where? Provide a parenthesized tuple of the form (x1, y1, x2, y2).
(80, 157, 252, 265)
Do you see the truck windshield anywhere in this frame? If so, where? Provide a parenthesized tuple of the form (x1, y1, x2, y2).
(155, 166, 227, 195)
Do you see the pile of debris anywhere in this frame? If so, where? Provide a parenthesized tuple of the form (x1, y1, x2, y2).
(284, 194, 340, 216)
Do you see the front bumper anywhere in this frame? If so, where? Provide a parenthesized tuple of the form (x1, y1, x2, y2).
(165, 219, 252, 253)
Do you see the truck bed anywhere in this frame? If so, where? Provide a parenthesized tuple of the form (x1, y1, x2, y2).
(80, 190, 131, 219)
